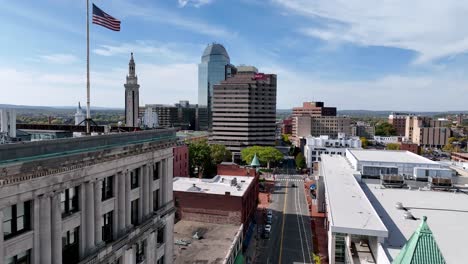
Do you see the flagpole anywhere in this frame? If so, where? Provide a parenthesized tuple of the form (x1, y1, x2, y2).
(86, 0, 91, 135)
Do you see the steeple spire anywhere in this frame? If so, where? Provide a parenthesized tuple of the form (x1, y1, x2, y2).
(129, 52, 135, 77)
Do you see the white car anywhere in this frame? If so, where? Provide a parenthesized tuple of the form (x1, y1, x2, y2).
(264, 224, 272, 233)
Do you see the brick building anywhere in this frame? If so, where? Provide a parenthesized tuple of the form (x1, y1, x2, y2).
(281, 118, 293, 135)
(173, 143, 189, 177)
(400, 142, 421, 155)
(173, 173, 258, 233)
(388, 112, 411, 137)
(217, 162, 257, 176)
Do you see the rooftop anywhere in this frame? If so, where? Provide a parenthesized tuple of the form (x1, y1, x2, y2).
(321, 155, 388, 237)
(173, 175, 254, 197)
(202, 43, 230, 60)
(363, 179, 468, 263)
(347, 149, 438, 164)
(173, 220, 242, 264)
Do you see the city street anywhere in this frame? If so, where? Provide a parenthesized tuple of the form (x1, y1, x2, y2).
(256, 175, 314, 264)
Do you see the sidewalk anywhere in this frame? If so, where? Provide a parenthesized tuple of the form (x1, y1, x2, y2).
(304, 179, 329, 264)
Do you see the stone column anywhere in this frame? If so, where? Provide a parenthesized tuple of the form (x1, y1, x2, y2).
(117, 172, 126, 235)
(85, 181, 95, 253)
(94, 179, 103, 246)
(148, 163, 154, 214)
(125, 171, 131, 228)
(138, 167, 144, 224)
(51, 193, 62, 264)
(0, 210, 4, 263)
(167, 157, 174, 201)
(142, 165, 149, 218)
(33, 199, 40, 264)
(39, 194, 52, 264)
(164, 214, 175, 264)
(79, 185, 87, 258)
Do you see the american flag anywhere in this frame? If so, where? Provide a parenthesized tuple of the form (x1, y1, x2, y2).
(92, 4, 121, 31)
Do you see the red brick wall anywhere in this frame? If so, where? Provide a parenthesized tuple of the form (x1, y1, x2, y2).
(174, 173, 259, 229)
(400, 143, 421, 155)
(174, 144, 189, 177)
(217, 164, 256, 176)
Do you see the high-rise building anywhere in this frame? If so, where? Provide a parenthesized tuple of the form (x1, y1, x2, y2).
(291, 102, 337, 145)
(124, 53, 140, 127)
(293, 115, 352, 147)
(198, 43, 236, 130)
(210, 66, 277, 153)
(0, 129, 177, 264)
(351, 121, 375, 139)
(388, 112, 411, 137)
(141, 101, 198, 130)
(405, 116, 451, 148)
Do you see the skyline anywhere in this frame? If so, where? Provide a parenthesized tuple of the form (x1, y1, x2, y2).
(1, 0, 468, 111)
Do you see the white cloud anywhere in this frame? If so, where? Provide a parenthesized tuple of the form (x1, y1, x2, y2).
(0, 62, 198, 108)
(274, 0, 468, 63)
(40, 54, 79, 64)
(111, 0, 232, 38)
(92, 41, 198, 62)
(178, 0, 214, 8)
(261, 64, 468, 111)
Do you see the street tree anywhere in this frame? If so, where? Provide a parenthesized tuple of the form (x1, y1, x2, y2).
(210, 144, 232, 164)
(295, 152, 306, 169)
(188, 140, 211, 177)
(241, 146, 284, 168)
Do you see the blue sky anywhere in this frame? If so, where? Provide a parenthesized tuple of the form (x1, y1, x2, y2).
(1, 0, 467, 111)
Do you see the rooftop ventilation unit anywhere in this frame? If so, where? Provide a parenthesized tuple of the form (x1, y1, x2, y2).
(395, 202, 404, 210)
(381, 175, 405, 188)
(404, 211, 416, 220)
(429, 177, 453, 190)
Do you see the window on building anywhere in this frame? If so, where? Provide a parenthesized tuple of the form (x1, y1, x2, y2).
(102, 211, 113, 243)
(135, 240, 146, 263)
(5, 249, 30, 264)
(157, 226, 165, 245)
(61, 187, 79, 217)
(156, 256, 164, 264)
(131, 199, 139, 226)
(62, 227, 79, 264)
(153, 190, 160, 212)
(3, 201, 31, 240)
(153, 162, 160, 180)
(102, 176, 114, 201)
(131, 169, 140, 189)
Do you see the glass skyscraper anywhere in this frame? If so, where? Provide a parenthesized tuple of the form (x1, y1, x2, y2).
(198, 43, 236, 130)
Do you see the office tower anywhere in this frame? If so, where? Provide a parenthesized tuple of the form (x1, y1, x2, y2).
(198, 43, 236, 130)
(210, 66, 277, 154)
(291, 102, 337, 145)
(124, 53, 140, 127)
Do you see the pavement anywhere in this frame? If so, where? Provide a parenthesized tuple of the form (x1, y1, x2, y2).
(255, 174, 314, 264)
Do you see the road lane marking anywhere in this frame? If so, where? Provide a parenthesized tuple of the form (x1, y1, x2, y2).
(294, 182, 306, 262)
(298, 181, 313, 263)
(278, 180, 288, 264)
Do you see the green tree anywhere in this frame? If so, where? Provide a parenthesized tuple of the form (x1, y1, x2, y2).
(210, 144, 232, 164)
(188, 140, 211, 178)
(375, 122, 397, 136)
(241, 146, 284, 169)
(282, 134, 291, 145)
(386, 143, 400, 150)
(360, 137, 369, 148)
(295, 152, 306, 169)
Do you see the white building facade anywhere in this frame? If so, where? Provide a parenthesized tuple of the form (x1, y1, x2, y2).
(0, 109, 16, 138)
(0, 129, 176, 264)
(304, 133, 361, 168)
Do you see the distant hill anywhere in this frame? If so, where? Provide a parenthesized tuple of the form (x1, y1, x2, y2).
(0, 104, 123, 111)
(338, 110, 468, 118)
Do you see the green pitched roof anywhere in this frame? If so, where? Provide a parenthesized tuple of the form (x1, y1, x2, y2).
(393, 216, 446, 264)
(250, 153, 260, 167)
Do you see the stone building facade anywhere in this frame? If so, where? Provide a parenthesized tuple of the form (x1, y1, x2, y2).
(0, 129, 176, 264)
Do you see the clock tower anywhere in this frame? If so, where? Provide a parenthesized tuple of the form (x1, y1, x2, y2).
(124, 52, 140, 127)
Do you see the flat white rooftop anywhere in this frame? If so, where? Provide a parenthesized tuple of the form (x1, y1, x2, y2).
(348, 149, 438, 164)
(363, 179, 468, 263)
(321, 155, 388, 237)
(173, 175, 254, 197)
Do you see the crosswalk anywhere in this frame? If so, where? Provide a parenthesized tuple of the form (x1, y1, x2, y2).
(276, 178, 304, 182)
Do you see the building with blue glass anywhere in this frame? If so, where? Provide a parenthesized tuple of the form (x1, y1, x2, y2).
(198, 43, 236, 130)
